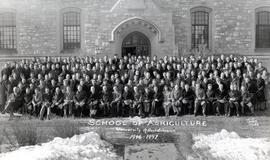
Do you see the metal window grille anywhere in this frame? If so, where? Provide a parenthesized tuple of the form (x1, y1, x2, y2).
(256, 11, 270, 48)
(191, 11, 209, 49)
(63, 11, 81, 49)
(0, 12, 16, 50)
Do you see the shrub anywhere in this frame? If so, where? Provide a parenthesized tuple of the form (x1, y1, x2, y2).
(52, 119, 81, 138)
(3, 121, 41, 147)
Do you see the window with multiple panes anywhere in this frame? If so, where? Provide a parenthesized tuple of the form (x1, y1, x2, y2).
(63, 9, 81, 50)
(256, 9, 270, 48)
(191, 9, 210, 49)
(0, 12, 16, 50)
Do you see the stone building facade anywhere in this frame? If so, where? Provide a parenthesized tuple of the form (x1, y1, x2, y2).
(0, 0, 270, 59)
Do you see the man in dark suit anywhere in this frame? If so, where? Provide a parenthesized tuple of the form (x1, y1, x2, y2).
(152, 86, 163, 116)
(213, 83, 228, 116)
(100, 86, 112, 117)
(122, 86, 133, 117)
(73, 85, 86, 117)
(182, 84, 195, 114)
(87, 86, 100, 118)
(2, 87, 19, 120)
(111, 86, 122, 117)
(228, 84, 241, 117)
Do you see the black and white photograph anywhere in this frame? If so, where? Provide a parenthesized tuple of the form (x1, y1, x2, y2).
(0, 0, 269, 159)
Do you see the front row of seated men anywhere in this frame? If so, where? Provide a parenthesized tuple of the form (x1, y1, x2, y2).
(163, 82, 255, 117)
(2, 82, 256, 119)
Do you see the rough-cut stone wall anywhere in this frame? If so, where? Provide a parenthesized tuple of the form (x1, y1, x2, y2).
(170, 0, 270, 56)
(0, 0, 59, 55)
(0, 0, 270, 57)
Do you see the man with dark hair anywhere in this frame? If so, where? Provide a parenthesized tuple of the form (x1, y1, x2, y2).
(182, 84, 195, 114)
(240, 85, 255, 116)
(143, 87, 153, 117)
(23, 87, 33, 114)
(1, 63, 12, 78)
(122, 86, 133, 117)
(62, 86, 74, 117)
(194, 83, 207, 116)
(0, 75, 8, 112)
(206, 83, 216, 115)
(152, 86, 163, 116)
(2, 87, 20, 119)
(256, 73, 266, 110)
(50, 87, 64, 117)
(7, 76, 16, 96)
(111, 86, 122, 117)
(228, 84, 241, 117)
(163, 85, 172, 117)
(133, 86, 143, 117)
(49, 64, 58, 81)
(49, 79, 58, 92)
(172, 84, 183, 116)
(100, 85, 112, 117)
(73, 85, 86, 117)
(39, 87, 52, 120)
(213, 84, 228, 116)
(88, 86, 100, 118)
(32, 88, 43, 116)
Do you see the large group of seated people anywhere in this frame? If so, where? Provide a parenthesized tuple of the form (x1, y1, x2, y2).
(0, 54, 268, 120)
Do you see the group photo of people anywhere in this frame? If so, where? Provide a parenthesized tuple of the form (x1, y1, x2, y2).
(0, 54, 268, 120)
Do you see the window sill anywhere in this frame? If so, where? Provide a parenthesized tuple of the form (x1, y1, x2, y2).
(61, 49, 82, 54)
(0, 49, 18, 55)
(255, 48, 270, 53)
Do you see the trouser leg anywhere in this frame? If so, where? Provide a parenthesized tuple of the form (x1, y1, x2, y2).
(116, 102, 121, 117)
(202, 103, 206, 115)
(138, 103, 143, 117)
(228, 102, 233, 116)
(172, 102, 177, 114)
(110, 102, 115, 117)
(143, 102, 150, 117)
(188, 101, 193, 114)
(177, 102, 182, 115)
(164, 104, 169, 116)
(173, 101, 180, 115)
(215, 102, 220, 115)
(240, 102, 245, 115)
(105, 103, 109, 116)
(114, 102, 121, 117)
(235, 102, 240, 116)
(130, 105, 134, 117)
(249, 104, 255, 114)
(37, 104, 42, 117)
(74, 105, 82, 117)
(47, 107, 51, 120)
(68, 103, 73, 116)
(100, 104, 105, 117)
(4, 103, 14, 118)
(150, 101, 156, 116)
(194, 101, 199, 115)
(39, 104, 46, 120)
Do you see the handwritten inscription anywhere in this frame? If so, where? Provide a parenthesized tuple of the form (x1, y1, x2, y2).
(129, 134, 159, 140)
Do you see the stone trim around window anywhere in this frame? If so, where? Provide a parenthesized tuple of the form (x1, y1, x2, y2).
(0, 8, 18, 54)
(255, 7, 270, 50)
(188, 6, 213, 52)
(59, 7, 84, 54)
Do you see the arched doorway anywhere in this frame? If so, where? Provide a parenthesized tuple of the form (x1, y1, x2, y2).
(121, 31, 151, 57)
